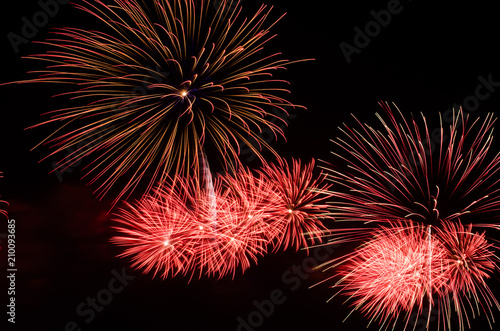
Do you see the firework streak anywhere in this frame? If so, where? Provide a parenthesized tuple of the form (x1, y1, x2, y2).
(0, 172, 8, 219)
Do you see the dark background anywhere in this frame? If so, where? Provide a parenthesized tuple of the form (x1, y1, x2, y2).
(1, 0, 500, 330)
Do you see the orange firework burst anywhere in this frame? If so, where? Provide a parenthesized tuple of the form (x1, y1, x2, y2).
(14, 0, 308, 205)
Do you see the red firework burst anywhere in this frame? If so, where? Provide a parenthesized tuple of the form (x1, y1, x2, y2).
(321, 102, 500, 330)
(204, 192, 269, 279)
(11, 0, 308, 205)
(112, 172, 269, 280)
(257, 158, 331, 251)
(218, 165, 284, 244)
(330, 222, 448, 330)
(327, 102, 500, 226)
(435, 221, 500, 330)
(112, 195, 196, 279)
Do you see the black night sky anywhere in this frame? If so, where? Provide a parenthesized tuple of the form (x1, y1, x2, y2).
(2, 1, 500, 331)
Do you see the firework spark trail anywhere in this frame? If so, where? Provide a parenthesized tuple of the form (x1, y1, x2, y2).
(426, 225, 433, 330)
(0, 172, 8, 219)
(7, 0, 309, 205)
(200, 152, 217, 228)
(320, 102, 500, 330)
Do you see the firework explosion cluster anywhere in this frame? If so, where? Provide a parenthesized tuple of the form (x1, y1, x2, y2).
(113, 158, 330, 279)
(13, 0, 331, 278)
(21, 0, 308, 206)
(7, 0, 500, 330)
(320, 102, 500, 330)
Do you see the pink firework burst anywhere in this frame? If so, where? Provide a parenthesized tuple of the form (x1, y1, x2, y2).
(257, 158, 331, 251)
(329, 221, 448, 330)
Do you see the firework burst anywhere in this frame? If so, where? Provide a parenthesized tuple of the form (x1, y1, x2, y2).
(257, 158, 331, 251)
(435, 221, 500, 330)
(112, 193, 196, 279)
(112, 156, 332, 279)
(112, 172, 270, 280)
(321, 102, 500, 330)
(14, 0, 307, 205)
(218, 165, 284, 244)
(325, 102, 500, 227)
(329, 222, 448, 330)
